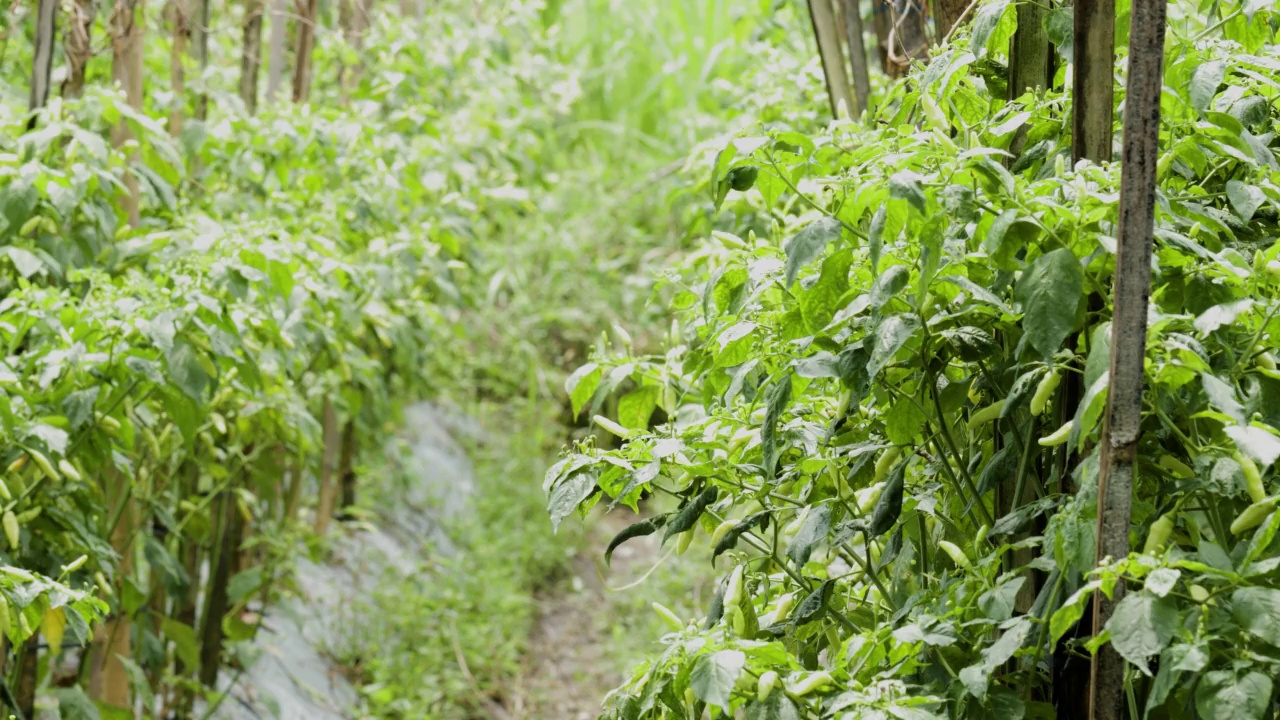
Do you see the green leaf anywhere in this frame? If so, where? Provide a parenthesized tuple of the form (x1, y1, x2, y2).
(713, 511, 771, 558)
(799, 250, 853, 331)
(605, 516, 665, 565)
(868, 461, 905, 537)
(784, 216, 843, 288)
(1104, 592, 1178, 676)
(1231, 587, 1280, 647)
(1202, 373, 1245, 424)
(618, 386, 659, 430)
(970, 0, 1012, 57)
(716, 322, 758, 368)
(1051, 581, 1097, 644)
(1015, 249, 1083, 358)
(1226, 425, 1280, 467)
(1195, 671, 1272, 720)
(761, 375, 792, 480)
(869, 265, 909, 309)
(884, 398, 927, 444)
(6, 247, 43, 278)
(663, 487, 718, 541)
(791, 578, 835, 626)
(565, 362, 602, 419)
(51, 687, 100, 720)
(689, 650, 745, 709)
(1043, 7, 1073, 60)
(1226, 180, 1265, 222)
(1190, 60, 1226, 113)
(161, 618, 201, 672)
(167, 341, 213, 402)
(978, 576, 1026, 622)
(869, 205, 887, 275)
(548, 469, 597, 532)
(227, 566, 263, 605)
(787, 503, 832, 566)
(960, 617, 1031, 697)
(867, 315, 918, 379)
(888, 171, 926, 212)
(745, 694, 801, 720)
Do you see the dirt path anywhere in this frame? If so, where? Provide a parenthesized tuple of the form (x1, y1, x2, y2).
(513, 514, 661, 720)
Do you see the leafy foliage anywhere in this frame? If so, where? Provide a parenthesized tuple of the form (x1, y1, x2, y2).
(553, 1, 1280, 717)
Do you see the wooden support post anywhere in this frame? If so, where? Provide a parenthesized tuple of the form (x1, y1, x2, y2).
(1088, 0, 1166, 718)
(840, 0, 871, 118)
(809, 0, 856, 119)
(62, 0, 97, 98)
(1072, 0, 1115, 162)
(28, 0, 58, 126)
(241, 0, 266, 113)
(292, 0, 319, 103)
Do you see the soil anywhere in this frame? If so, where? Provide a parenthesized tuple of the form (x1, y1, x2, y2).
(513, 513, 659, 720)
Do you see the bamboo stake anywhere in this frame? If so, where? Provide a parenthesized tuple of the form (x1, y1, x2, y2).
(241, 0, 266, 113)
(1088, 0, 1167, 717)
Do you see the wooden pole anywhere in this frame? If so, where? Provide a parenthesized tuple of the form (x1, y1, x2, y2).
(292, 0, 319, 103)
(932, 0, 968, 41)
(314, 402, 340, 535)
(28, 0, 58, 125)
(1009, 1, 1053, 99)
(1088, 0, 1166, 718)
(168, 0, 190, 135)
(110, 0, 145, 226)
(840, 0, 871, 118)
(241, 0, 266, 113)
(808, 0, 856, 119)
(1072, 0, 1114, 161)
(62, 0, 97, 98)
(266, 0, 289, 104)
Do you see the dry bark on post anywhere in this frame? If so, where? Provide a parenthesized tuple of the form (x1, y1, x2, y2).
(110, 0, 145, 226)
(266, 0, 289, 105)
(292, 0, 319, 103)
(840, 0, 871, 119)
(168, 0, 191, 135)
(872, 0, 890, 74)
(89, 469, 137, 709)
(197, 490, 242, 688)
(932, 0, 969, 42)
(241, 0, 266, 113)
(1088, 0, 1167, 717)
(62, 0, 98, 98)
(28, 0, 58, 125)
(809, 0, 856, 119)
(1072, 0, 1114, 162)
(193, 0, 210, 121)
(314, 402, 341, 534)
(1010, 2, 1053, 98)
(338, 0, 375, 106)
(338, 420, 358, 513)
(886, 0, 928, 78)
